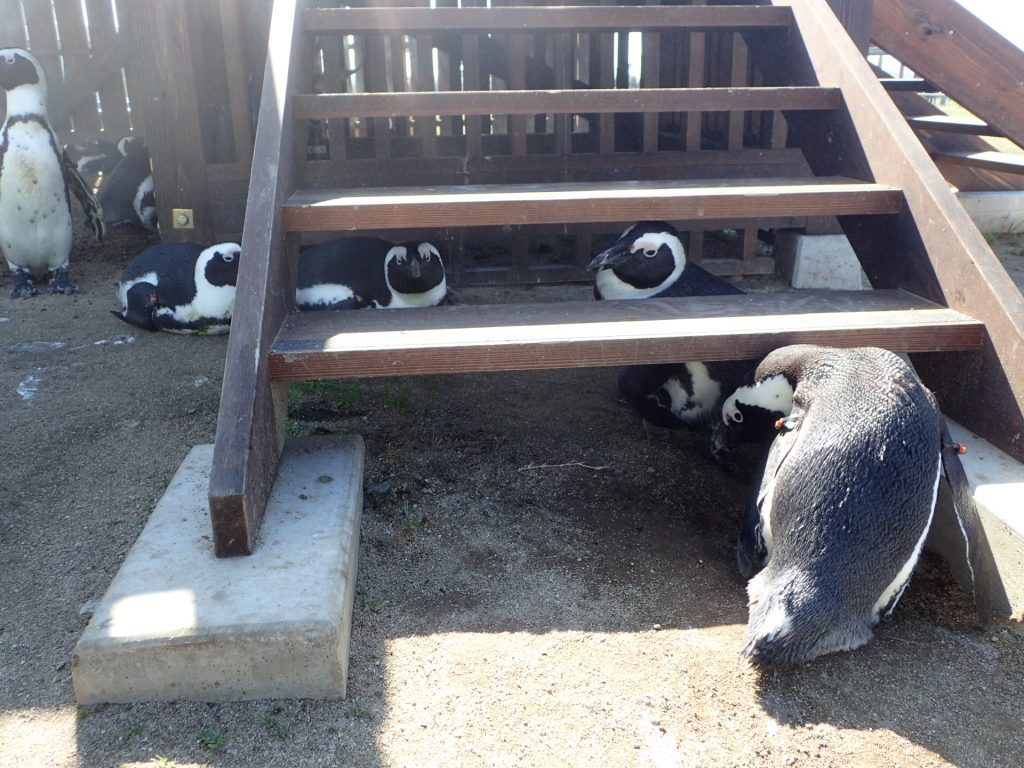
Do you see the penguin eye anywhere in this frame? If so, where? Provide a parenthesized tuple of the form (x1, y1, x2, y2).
(221, 252, 235, 263)
(3, 54, 14, 65)
(730, 411, 744, 424)
(643, 248, 658, 258)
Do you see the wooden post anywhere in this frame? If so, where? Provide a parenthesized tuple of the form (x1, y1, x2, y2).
(826, 0, 874, 54)
(124, 0, 214, 243)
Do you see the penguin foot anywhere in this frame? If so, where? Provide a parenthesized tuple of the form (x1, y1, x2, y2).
(49, 268, 79, 295)
(10, 272, 38, 298)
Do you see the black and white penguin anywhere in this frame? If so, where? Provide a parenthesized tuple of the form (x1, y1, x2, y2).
(296, 237, 448, 310)
(64, 137, 120, 181)
(588, 221, 753, 428)
(0, 48, 104, 297)
(712, 344, 990, 667)
(113, 241, 241, 334)
(98, 136, 156, 231)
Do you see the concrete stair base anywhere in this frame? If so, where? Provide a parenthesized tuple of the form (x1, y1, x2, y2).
(72, 436, 364, 704)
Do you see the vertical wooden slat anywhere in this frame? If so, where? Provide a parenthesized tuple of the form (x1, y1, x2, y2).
(687, 229, 705, 265)
(508, 33, 527, 157)
(598, 30, 615, 154)
(553, 32, 572, 156)
(642, 27, 661, 153)
(124, 0, 213, 243)
(85, 0, 130, 134)
(728, 33, 748, 150)
(52, 0, 100, 135)
(462, 32, 482, 159)
(319, 33, 348, 162)
(740, 226, 758, 263)
(416, 34, 437, 158)
(366, 34, 391, 160)
(686, 0, 706, 152)
(219, 0, 255, 163)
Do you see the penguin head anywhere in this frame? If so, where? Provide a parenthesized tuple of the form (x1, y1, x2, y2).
(711, 373, 796, 458)
(385, 241, 446, 295)
(117, 135, 149, 157)
(587, 221, 686, 298)
(200, 243, 241, 287)
(0, 48, 47, 115)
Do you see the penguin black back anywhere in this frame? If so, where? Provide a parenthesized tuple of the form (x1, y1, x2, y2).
(296, 236, 394, 310)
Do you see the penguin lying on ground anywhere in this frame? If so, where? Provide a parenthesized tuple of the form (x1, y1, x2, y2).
(296, 236, 448, 310)
(98, 136, 156, 232)
(587, 221, 754, 428)
(711, 344, 994, 667)
(113, 242, 240, 334)
(0, 48, 105, 297)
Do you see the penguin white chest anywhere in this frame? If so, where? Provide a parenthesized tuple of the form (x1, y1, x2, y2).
(0, 121, 72, 274)
(661, 362, 722, 423)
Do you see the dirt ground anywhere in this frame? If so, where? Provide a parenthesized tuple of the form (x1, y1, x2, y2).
(2, 226, 1024, 768)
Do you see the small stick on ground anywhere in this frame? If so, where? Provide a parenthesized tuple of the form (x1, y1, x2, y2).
(517, 460, 610, 473)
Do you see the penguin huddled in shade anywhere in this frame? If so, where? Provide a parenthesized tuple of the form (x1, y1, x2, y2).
(0, 48, 105, 298)
(296, 236, 448, 311)
(113, 241, 240, 334)
(588, 221, 754, 428)
(98, 136, 156, 232)
(712, 344, 992, 667)
(64, 137, 121, 181)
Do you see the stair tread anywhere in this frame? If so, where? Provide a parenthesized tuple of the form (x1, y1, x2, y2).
(908, 115, 1002, 138)
(269, 289, 983, 381)
(295, 86, 840, 119)
(283, 176, 903, 231)
(934, 150, 1024, 175)
(302, 5, 793, 32)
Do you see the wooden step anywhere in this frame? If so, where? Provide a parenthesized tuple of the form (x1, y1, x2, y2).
(268, 290, 983, 381)
(908, 115, 1003, 138)
(934, 150, 1024, 175)
(879, 77, 936, 92)
(282, 176, 902, 232)
(295, 87, 840, 120)
(302, 5, 793, 33)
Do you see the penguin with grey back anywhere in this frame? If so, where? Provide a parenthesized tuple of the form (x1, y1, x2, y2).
(98, 136, 156, 232)
(113, 241, 240, 334)
(296, 236, 448, 310)
(0, 48, 104, 297)
(587, 221, 754, 428)
(713, 345, 993, 667)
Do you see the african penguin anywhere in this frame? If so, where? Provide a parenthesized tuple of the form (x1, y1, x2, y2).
(713, 345, 979, 667)
(64, 137, 120, 181)
(588, 221, 754, 429)
(296, 237, 448, 310)
(98, 136, 156, 231)
(0, 48, 104, 297)
(113, 241, 241, 334)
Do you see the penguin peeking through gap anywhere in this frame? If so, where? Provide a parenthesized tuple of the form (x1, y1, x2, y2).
(0, 48, 105, 298)
(113, 242, 241, 334)
(296, 236, 449, 310)
(712, 344, 996, 668)
(587, 221, 755, 430)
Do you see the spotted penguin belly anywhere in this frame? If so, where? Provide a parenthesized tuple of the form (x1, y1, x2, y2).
(0, 122, 72, 276)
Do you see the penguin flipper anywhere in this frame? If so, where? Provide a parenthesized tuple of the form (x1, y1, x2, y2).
(939, 419, 1000, 626)
(738, 451, 770, 578)
(63, 148, 106, 241)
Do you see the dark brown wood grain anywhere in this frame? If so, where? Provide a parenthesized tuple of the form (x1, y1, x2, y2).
(907, 115, 1002, 139)
(282, 176, 902, 231)
(268, 290, 982, 381)
(303, 6, 795, 33)
(872, 0, 1024, 149)
(208, 0, 308, 556)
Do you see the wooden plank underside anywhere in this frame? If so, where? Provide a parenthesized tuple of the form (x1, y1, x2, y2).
(268, 289, 982, 381)
(878, 77, 936, 92)
(935, 151, 1024, 176)
(294, 87, 841, 119)
(302, 6, 794, 32)
(283, 177, 902, 231)
(908, 115, 1003, 138)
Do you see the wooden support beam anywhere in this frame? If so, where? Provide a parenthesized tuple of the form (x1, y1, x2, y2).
(907, 115, 1003, 139)
(208, 0, 308, 556)
(777, 0, 1024, 462)
(124, 1, 213, 243)
(878, 77, 936, 92)
(872, 0, 1024, 149)
(934, 151, 1024, 176)
(826, 0, 873, 53)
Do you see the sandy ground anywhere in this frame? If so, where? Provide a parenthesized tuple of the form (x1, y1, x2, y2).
(1, 227, 1024, 768)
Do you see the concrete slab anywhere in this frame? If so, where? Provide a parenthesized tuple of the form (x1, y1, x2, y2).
(927, 420, 1024, 620)
(957, 191, 1024, 234)
(774, 231, 870, 290)
(72, 435, 364, 703)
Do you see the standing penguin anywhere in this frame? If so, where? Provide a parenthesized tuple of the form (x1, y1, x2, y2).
(296, 237, 448, 310)
(587, 221, 753, 428)
(713, 345, 991, 667)
(0, 48, 104, 297)
(113, 242, 240, 334)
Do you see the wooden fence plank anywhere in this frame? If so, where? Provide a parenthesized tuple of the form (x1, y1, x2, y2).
(86, 0, 130, 134)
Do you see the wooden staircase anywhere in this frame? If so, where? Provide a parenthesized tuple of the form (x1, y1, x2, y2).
(208, 0, 1024, 557)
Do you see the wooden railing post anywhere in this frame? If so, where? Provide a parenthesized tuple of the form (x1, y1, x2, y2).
(826, 0, 874, 54)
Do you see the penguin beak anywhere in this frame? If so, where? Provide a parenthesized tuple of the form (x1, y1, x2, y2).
(587, 242, 630, 272)
(408, 259, 422, 279)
